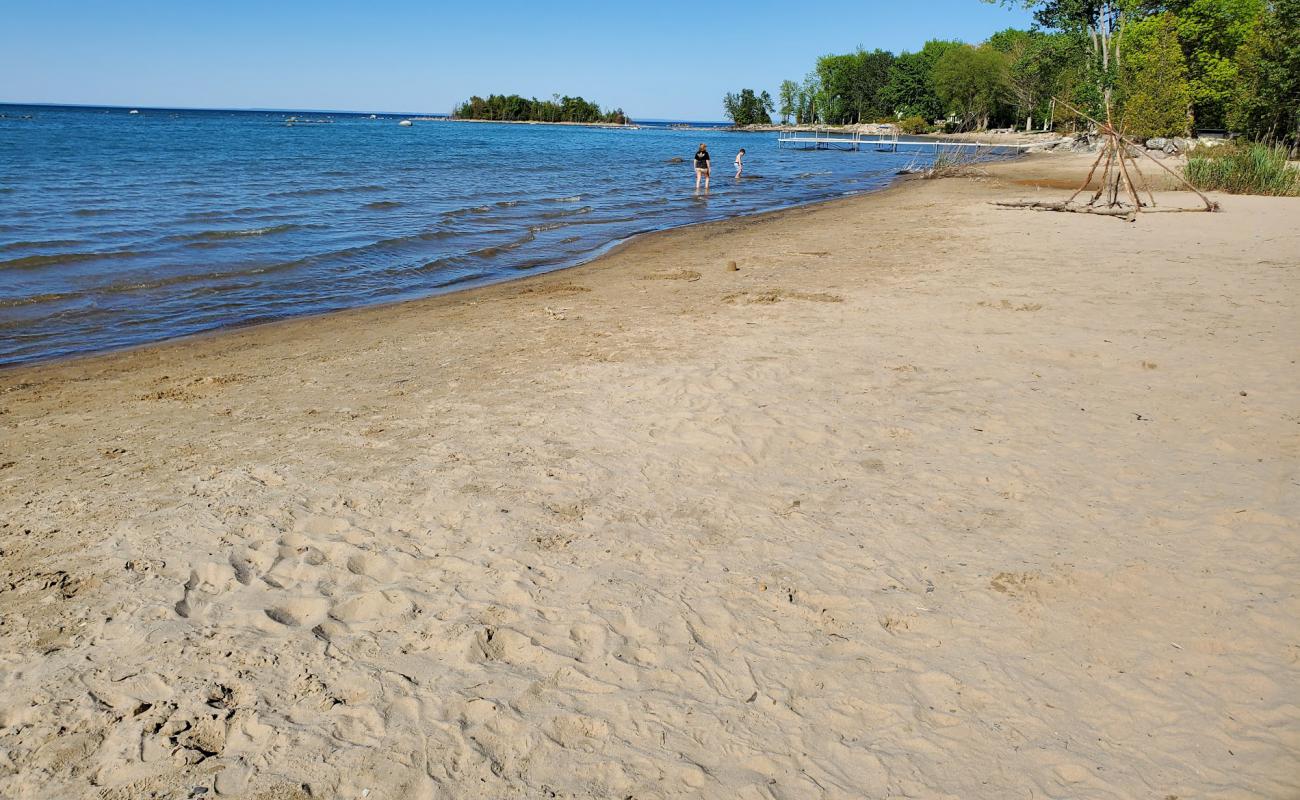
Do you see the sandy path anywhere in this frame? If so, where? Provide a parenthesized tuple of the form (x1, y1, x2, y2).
(1, 154, 1297, 799)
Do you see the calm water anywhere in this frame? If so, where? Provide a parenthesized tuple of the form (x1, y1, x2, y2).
(1, 104, 949, 367)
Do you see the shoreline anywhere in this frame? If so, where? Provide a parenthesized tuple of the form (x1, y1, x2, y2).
(414, 116, 637, 129)
(1, 171, 931, 376)
(2, 152, 1296, 798)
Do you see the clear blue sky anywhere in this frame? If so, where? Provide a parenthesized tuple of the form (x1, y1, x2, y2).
(3, 0, 1034, 120)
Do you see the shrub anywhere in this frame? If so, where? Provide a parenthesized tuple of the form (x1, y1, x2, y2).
(1184, 141, 1300, 196)
(904, 146, 995, 179)
(898, 115, 931, 134)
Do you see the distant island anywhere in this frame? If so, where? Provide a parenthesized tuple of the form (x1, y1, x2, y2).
(452, 94, 629, 125)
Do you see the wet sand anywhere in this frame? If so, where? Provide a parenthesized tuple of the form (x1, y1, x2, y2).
(1, 152, 1297, 799)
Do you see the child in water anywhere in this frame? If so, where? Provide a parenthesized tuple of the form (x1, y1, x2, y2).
(735, 148, 746, 179)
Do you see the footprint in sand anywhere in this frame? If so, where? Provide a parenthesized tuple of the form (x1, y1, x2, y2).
(990, 570, 1043, 599)
(345, 552, 397, 580)
(977, 299, 1043, 312)
(174, 563, 237, 620)
(264, 596, 331, 627)
(642, 269, 702, 282)
(329, 590, 412, 626)
(228, 548, 272, 585)
(515, 283, 591, 297)
(723, 289, 843, 305)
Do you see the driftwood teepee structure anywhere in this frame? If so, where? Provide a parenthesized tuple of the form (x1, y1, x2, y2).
(998, 98, 1219, 222)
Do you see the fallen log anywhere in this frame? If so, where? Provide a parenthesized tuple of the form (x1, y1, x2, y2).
(994, 200, 1217, 215)
(993, 200, 1138, 220)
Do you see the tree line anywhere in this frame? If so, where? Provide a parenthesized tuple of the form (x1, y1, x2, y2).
(452, 94, 628, 124)
(723, 0, 1297, 144)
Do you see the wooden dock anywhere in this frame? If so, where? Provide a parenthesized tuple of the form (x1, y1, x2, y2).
(778, 130, 1064, 153)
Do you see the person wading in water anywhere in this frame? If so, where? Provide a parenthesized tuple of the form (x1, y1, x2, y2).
(693, 143, 711, 191)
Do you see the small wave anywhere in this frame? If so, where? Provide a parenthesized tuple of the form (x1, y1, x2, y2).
(535, 214, 637, 231)
(72, 207, 124, 217)
(278, 226, 499, 270)
(270, 184, 385, 198)
(183, 207, 272, 221)
(538, 205, 593, 220)
(494, 200, 519, 208)
(0, 291, 78, 309)
(364, 201, 403, 211)
(410, 255, 462, 275)
(171, 224, 300, 243)
(433, 272, 489, 289)
(467, 231, 537, 260)
(0, 239, 84, 253)
(6, 259, 314, 303)
(0, 250, 142, 270)
(507, 256, 560, 272)
(359, 228, 476, 251)
(545, 195, 583, 203)
(442, 205, 493, 218)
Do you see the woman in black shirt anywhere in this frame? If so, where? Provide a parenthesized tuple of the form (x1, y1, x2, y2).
(694, 143, 711, 191)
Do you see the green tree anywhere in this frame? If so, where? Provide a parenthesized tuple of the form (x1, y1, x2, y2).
(1119, 12, 1194, 137)
(849, 49, 897, 121)
(1163, 0, 1267, 129)
(815, 53, 856, 123)
(813, 48, 898, 124)
(990, 28, 1052, 127)
(799, 72, 820, 124)
(882, 39, 965, 121)
(452, 94, 627, 124)
(778, 79, 799, 124)
(1229, 0, 1300, 144)
(723, 88, 775, 126)
(986, 1, 1153, 116)
(933, 44, 1011, 129)
(986, 28, 1090, 128)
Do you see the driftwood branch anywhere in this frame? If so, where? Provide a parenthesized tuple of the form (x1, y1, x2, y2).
(995, 200, 1137, 220)
(996, 200, 1211, 215)
(1069, 145, 1109, 205)
(997, 96, 1220, 221)
(1052, 97, 1218, 211)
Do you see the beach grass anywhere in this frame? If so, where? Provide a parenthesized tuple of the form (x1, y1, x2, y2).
(1184, 141, 1300, 197)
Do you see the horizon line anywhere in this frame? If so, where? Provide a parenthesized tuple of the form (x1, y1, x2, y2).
(0, 100, 726, 125)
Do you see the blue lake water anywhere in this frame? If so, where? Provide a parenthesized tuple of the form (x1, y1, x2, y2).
(1, 104, 950, 367)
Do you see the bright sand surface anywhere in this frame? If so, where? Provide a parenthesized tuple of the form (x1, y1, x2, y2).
(1, 153, 1297, 799)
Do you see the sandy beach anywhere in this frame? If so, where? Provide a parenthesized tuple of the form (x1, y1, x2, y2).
(1, 152, 1297, 798)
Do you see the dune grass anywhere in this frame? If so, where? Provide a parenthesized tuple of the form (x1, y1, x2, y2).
(1184, 142, 1300, 197)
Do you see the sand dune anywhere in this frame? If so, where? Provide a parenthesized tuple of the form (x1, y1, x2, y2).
(1, 153, 1297, 798)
